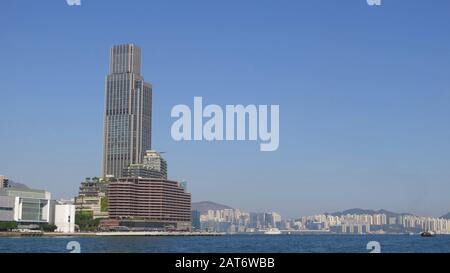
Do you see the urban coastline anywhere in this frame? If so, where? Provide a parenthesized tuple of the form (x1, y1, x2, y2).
(1, 44, 449, 239)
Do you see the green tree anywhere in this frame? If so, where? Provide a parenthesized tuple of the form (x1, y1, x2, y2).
(101, 197, 108, 212)
(0, 221, 18, 231)
(75, 211, 100, 232)
(40, 224, 57, 232)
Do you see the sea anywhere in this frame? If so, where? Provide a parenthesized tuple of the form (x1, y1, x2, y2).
(1, 234, 450, 253)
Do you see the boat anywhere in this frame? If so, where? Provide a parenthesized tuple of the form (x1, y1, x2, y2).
(264, 228, 282, 235)
(420, 231, 436, 237)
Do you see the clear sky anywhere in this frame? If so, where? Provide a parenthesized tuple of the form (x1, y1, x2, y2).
(1, 0, 450, 218)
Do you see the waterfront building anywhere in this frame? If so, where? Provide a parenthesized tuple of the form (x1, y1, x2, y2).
(388, 217, 397, 225)
(74, 177, 108, 219)
(0, 187, 52, 223)
(192, 210, 201, 231)
(51, 200, 76, 233)
(341, 220, 371, 234)
(107, 177, 191, 231)
(99, 44, 191, 231)
(102, 44, 153, 178)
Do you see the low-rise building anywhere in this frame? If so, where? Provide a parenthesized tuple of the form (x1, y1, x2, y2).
(74, 177, 108, 219)
(0, 186, 76, 233)
(51, 200, 76, 233)
(0, 187, 52, 223)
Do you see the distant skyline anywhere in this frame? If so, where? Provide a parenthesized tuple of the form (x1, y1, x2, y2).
(1, 1, 450, 218)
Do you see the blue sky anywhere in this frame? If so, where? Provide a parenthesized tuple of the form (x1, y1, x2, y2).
(1, 0, 450, 218)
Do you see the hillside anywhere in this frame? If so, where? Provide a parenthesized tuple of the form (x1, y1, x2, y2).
(441, 212, 450, 219)
(192, 201, 232, 213)
(6, 180, 29, 189)
(328, 208, 412, 218)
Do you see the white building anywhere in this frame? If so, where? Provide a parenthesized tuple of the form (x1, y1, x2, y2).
(0, 187, 52, 223)
(52, 201, 76, 233)
(0, 187, 75, 233)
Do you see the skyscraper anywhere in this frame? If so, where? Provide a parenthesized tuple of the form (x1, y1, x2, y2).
(102, 44, 152, 178)
(101, 44, 192, 231)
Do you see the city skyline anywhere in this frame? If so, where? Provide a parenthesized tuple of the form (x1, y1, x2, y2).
(1, 1, 450, 219)
(196, 206, 450, 234)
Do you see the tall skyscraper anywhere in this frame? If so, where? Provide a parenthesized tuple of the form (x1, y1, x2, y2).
(102, 44, 152, 178)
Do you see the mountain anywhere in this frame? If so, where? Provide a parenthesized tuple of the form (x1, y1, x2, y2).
(441, 213, 450, 219)
(192, 201, 233, 213)
(6, 180, 29, 189)
(328, 208, 412, 218)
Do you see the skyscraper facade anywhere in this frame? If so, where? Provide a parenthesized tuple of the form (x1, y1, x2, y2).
(121, 150, 168, 179)
(102, 44, 152, 178)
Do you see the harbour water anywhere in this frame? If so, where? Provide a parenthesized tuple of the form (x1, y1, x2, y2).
(1, 234, 450, 253)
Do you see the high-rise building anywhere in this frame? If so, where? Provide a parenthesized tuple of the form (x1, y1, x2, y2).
(102, 44, 152, 178)
(101, 44, 191, 231)
(192, 210, 201, 231)
(0, 175, 9, 189)
(122, 150, 168, 179)
(143, 150, 167, 176)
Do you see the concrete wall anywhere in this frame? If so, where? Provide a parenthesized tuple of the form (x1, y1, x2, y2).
(53, 204, 76, 233)
(0, 196, 15, 222)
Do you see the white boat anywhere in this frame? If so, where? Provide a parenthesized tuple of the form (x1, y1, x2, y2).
(264, 228, 282, 235)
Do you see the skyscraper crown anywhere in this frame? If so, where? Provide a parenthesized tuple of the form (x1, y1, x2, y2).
(109, 44, 141, 75)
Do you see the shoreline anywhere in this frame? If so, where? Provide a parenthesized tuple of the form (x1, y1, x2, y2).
(0, 231, 226, 237)
(2, 231, 446, 237)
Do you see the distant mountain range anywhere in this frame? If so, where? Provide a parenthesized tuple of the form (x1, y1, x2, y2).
(192, 203, 450, 219)
(192, 201, 232, 213)
(6, 180, 29, 189)
(441, 212, 450, 219)
(327, 208, 413, 218)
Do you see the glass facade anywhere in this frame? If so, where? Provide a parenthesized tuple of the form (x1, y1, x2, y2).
(0, 188, 51, 223)
(20, 198, 47, 222)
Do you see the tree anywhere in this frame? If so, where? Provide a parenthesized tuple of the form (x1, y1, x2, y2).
(41, 224, 57, 232)
(0, 221, 18, 231)
(75, 211, 100, 232)
(101, 197, 108, 212)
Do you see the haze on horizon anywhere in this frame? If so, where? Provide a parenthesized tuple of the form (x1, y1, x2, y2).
(1, 1, 450, 218)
